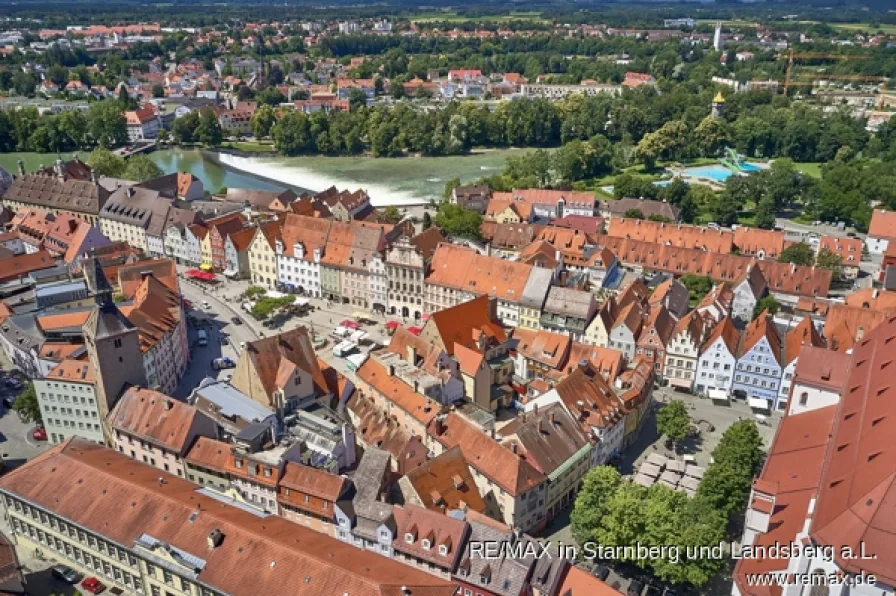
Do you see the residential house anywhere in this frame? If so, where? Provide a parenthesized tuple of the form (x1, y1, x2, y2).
(230, 327, 328, 415)
(817, 235, 862, 279)
(511, 327, 571, 382)
(732, 313, 783, 409)
(3, 163, 110, 225)
(731, 265, 767, 322)
(109, 386, 217, 478)
(205, 212, 246, 271)
(124, 106, 161, 141)
(276, 214, 331, 297)
(485, 197, 534, 224)
(607, 301, 644, 362)
(0, 439, 458, 596)
(35, 359, 103, 445)
(663, 311, 705, 390)
(149, 205, 199, 258)
(635, 305, 676, 375)
(453, 519, 537, 596)
(333, 447, 397, 556)
(777, 317, 824, 411)
(426, 412, 548, 533)
(786, 346, 850, 416)
(526, 362, 626, 468)
(277, 460, 349, 534)
(224, 226, 255, 279)
(583, 298, 618, 348)
(398, 447, 486, 515)
(187, 378, 277, 440)
(182, 436, 233, 491)
(600, 198, 680, 222)
(391, 505, 469, 580)
(248, 221, 281, 288)
(695, 282, 733, 327)
(450, 185, 491, 213)
(538, 287, 597, 340)
(865, 208, 896, 254)
(695, 317, 739, 396)
(616, 360, 655, 447)
(225, 188, 298, 213)
(315, 187, 372, 221)
(98, 186, 172, 254)
(732, 227, 785, 260)
(586, 247, 621, 290)
(386, 227, 444, 320)
(509, 189, 596, 220)
(648, 278, 689, 320)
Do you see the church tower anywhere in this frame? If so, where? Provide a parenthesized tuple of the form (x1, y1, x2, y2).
(82, 255, 147, 443)
(711, 92, 726, 118)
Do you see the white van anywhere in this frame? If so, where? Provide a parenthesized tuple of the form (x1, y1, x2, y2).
(197, 329, 208, 347)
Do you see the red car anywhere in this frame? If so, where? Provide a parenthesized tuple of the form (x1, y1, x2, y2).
(80, 577, 106, 594)
(182, 298, 193, 308)
(31, 427, 47, 441)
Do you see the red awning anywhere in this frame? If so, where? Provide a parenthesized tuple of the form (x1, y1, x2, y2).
(421, 313, 431, 321)
(385, 321, 400, 330)
(407, 326, 422, 335)
(341, 320, 361, 330)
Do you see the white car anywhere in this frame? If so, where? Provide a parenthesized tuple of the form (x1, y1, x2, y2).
(202, 301, 211, 310)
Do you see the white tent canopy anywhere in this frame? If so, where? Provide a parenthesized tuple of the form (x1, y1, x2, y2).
(749, 396, 771, 410)
(708, 389, 729, 401)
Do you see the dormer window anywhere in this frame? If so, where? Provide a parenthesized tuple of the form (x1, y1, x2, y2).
(421, 539, 431, 550)
(235, 458, 243, 469)
(438, 544, 448, 556)
(405, 533, 415, 544)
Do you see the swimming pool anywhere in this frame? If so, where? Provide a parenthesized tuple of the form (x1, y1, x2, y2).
(602, 180, 674, 194)
(682, 163, 760, 182)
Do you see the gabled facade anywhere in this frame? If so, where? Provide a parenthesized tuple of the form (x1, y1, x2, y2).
(776, 317, 824, 411)
(731, 265, 767, 322)
(248, 221, 280, 289)
(663, 311, 705, 390)
(695, 317, 739, 396)
(731, 313, 783, 408)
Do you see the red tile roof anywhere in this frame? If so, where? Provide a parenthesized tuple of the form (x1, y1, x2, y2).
(0, 439, 458, 596)
(811, 315, 896, 586)
(109, 387, 206, 454)
(869, 209, 896, 239)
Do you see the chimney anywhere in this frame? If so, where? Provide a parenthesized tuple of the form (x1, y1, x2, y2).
(538, 420, 545, 434)
(16, 159, 24, 176)
(164, 400, 173, 411)
(55, 158, 64, 179)
(388, 364, 395, 377)
(435, 414, 445, 436)
(207, 528, 223, 550)
(510, 441, 517, 454)
(533, 403, 539, 416)
(550, 412, 557, 425)
(127, 187, 136, 198)
(452, 474, 465, 490)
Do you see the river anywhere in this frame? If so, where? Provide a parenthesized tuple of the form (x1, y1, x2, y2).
(0, 148, 518, 207)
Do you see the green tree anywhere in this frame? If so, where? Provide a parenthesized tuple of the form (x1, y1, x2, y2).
(171, 111, 199, 144)
(151, 84, 165, 98)
(571, 466, 622, 547)
(271, 111, 312, 156)
(816, 248, 842, 274)
(679, 274, 713, 305)
(443, 177, 461, 202)
(624, 208, 645, 220)
(251, 104, 276, 139)
(381, 205, 402, 224)
(422, 211, 432, 230)
(196, 109, 223, 146)
(752, 296, 781, 320)
(778, 242, 815, 266)
(12, 383, 41, 424)
(754, 195, 776, 229)
(87, 100, 127, 148)
(433, 203, 482, 240)
(86, 148, 126, 177)
(347, 87, 369, 112)
(123, 155, 163, 182)
(656, 400, 691, 453)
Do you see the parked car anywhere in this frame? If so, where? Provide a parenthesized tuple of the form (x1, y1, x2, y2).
(211, 357, 236, 370)
(182, 298, 193, 308)
(230, 316, 242, 325)
(645, 584, 663, 596)
(627, 580, 645, 596)
(31, 427, 47, 441)
(4, 378, 22, 390)
(51, 564, 80, 583)
(80, 577, 106, 594)
(202, 300, 211, 310)
(220, 336, 229, 345)
(593, 564, 610, 581)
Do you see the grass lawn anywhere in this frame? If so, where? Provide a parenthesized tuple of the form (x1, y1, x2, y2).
(793, 162, 823, 179)
(223, 141, 275, 153)
(832, 22, 896, 35)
